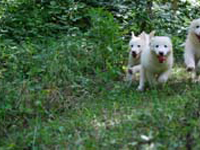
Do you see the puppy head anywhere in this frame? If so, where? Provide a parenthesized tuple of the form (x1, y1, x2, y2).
(129, 32, 145, 59)
(189, 18, 200, 41)
(150, 36, 172, 63)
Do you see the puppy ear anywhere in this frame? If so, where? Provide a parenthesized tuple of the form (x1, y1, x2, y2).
(139, 31, 147, 41)
(131, 32, 136, 39)
(140, 31, 147, 35)
(149, 31, 155, 38)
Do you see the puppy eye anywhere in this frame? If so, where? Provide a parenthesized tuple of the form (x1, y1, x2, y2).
(196, 25, 200, 28)
(131, 45, 133, 48)
(155, 45, 159, 48)
(137, 45, 141, 48)
(164, 45, 168, 48)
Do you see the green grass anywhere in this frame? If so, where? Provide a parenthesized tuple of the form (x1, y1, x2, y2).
(1, 62, 200, 149)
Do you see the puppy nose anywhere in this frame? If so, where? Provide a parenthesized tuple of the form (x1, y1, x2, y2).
(132, 51, 137, 57)
(159, 52, 164, 56)
(132, 51, 136, 55)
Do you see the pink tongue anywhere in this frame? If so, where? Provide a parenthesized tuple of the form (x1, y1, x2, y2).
(158, 56, 166, 63)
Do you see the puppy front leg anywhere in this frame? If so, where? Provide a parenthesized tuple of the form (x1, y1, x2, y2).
(137, 67, 145, 91)
(158, 69, 171, 83)
(126, 64, 140, 82)
(184, 51, 196, 80)
(131, 64, 141, 74)
(184, 51, 195, 71)
(126, 55, 135, 82)
(195, 60, 200, 74)
(192, 60, 200, 82)
(146, 71, 156, 87)
(126, 67, 134, 82)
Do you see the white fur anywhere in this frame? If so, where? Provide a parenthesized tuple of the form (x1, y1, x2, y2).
(184, 18, 200, 80)
(126, 31, 155, 83)
(137, 36, 173, 91)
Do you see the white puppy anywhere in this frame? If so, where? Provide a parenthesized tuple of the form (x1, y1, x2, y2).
(184, 18, 200, 80)
(126, 31, 154, 83)
(137, 36, 173, 91)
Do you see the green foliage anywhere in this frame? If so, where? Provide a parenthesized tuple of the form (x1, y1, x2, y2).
(88, 8, 123, 79)
(0, 0, 88, 40)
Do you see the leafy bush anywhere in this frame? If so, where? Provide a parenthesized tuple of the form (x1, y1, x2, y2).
(0, 0, 88, 40)
(87, 8, 124, 79)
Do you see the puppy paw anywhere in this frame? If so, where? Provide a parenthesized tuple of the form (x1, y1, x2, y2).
(192, 76, 200, 83)
(128, 69, 133, 75)
(187, 66, 195, 72)
(158, 76, 168, 83)
(192, 79, 199, 83)
(137, 86, 144, 92)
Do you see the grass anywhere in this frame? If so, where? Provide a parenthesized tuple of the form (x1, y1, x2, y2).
(1, 57, 200, 150)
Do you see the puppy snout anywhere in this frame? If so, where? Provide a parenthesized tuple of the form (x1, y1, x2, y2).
(132, 51, 136, 55)
(159, 51, 164, 56)
(132, 51, 137, 57)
